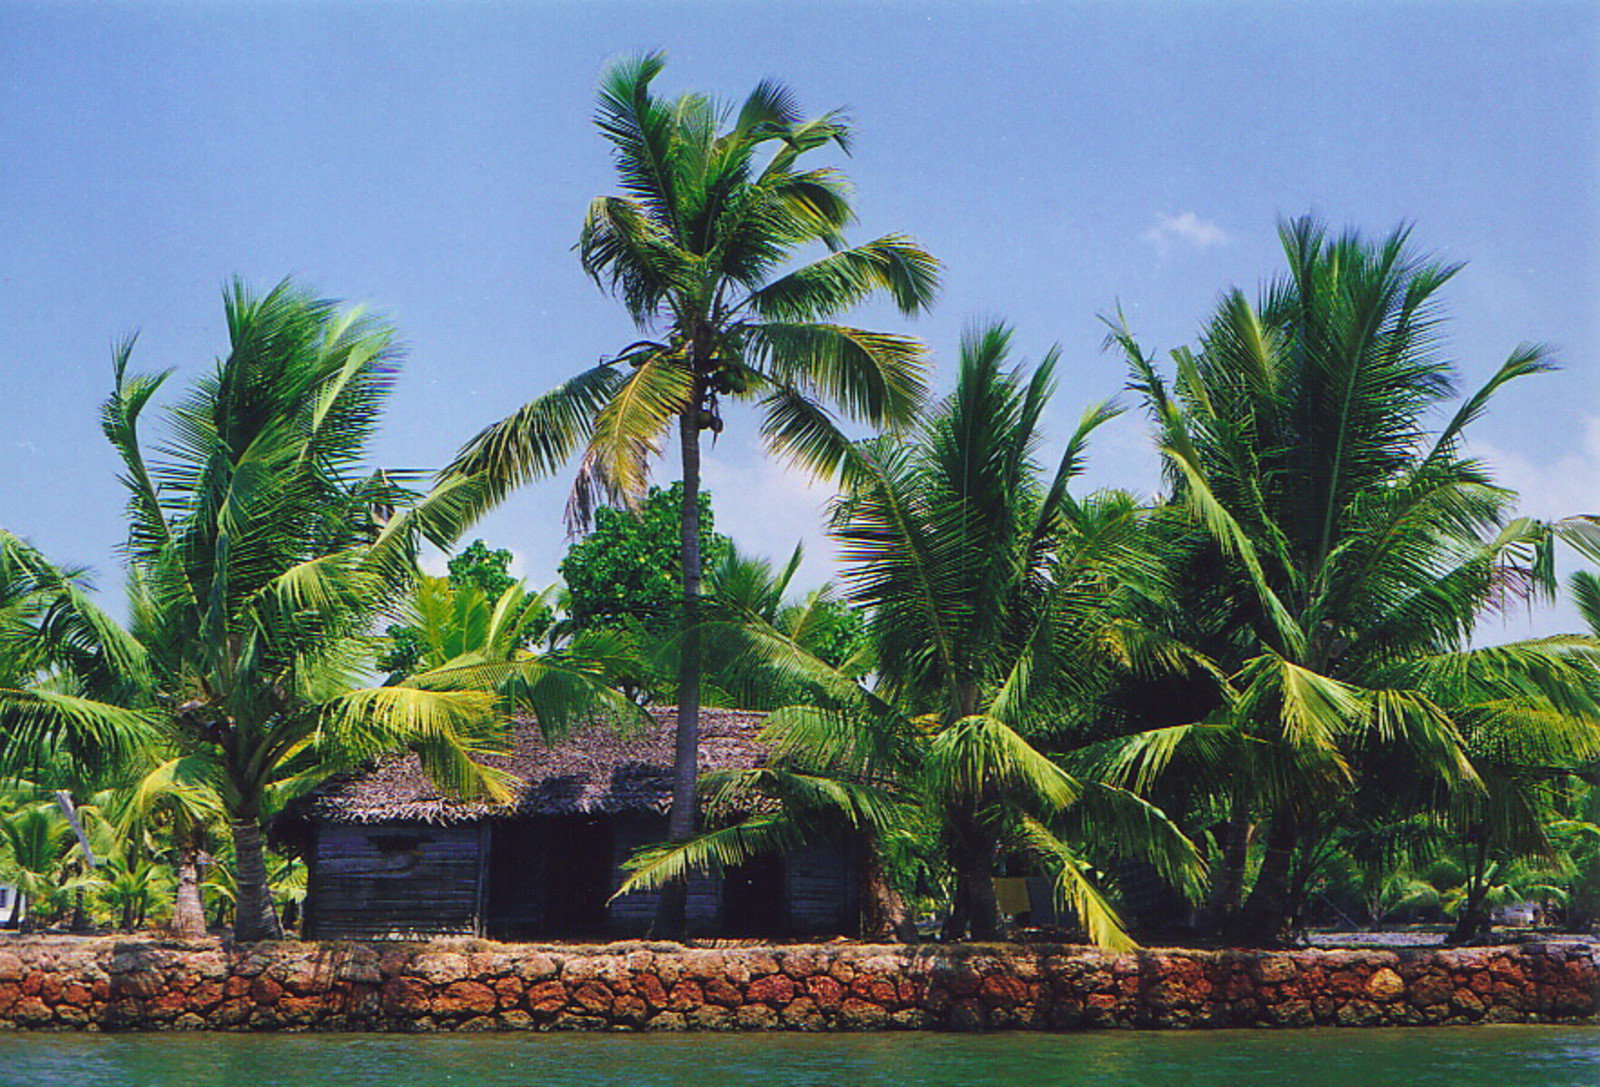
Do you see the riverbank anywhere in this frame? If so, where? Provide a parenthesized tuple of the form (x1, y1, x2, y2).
(0, 936, 1594, 1032)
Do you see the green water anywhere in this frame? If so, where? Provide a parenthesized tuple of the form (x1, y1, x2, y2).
(0, 1027, 1596, 1086)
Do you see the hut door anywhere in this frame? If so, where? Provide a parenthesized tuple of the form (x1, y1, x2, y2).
(723, 852, 785, 936)
(544, 815, 614, 936)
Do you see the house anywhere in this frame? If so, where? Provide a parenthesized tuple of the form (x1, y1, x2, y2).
(0, 882, 22, 928)
(289, 707, 860, 941)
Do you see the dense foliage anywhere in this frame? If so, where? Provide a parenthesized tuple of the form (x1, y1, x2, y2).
(3, 58, 1596, 951)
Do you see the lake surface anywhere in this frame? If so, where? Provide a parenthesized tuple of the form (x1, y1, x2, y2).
(1, 1026, 1597, 1086)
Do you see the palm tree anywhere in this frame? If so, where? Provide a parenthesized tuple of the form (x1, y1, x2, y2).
(1101, 217, 1600, 942)
(699, 540, 868, 710)
(1, 280, 636, 940)
(446, 53, 939, 934)
(620, 323, 1202, 946)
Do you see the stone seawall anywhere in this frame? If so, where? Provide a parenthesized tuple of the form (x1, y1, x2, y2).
(0, 937, 1594, 1032)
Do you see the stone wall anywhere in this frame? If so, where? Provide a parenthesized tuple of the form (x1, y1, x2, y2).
(0, 936, 1594, 1032)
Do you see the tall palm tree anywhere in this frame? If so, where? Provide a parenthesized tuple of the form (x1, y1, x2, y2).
(98, 280, 521, 940)
(446, 53, 939, 934)
(620, 324, 1202, 946)
(3, 280, 629, 940)
(1100, 217, 1600, 941)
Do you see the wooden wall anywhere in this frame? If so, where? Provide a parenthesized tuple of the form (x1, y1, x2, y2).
(304, 821, 486, 940)
(304, 815, 860, 940)
(606, 813, 722, 936)
(784, 840, 859, 935)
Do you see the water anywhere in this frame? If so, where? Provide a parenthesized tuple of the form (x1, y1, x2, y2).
(0, 1027, 1596, 1086)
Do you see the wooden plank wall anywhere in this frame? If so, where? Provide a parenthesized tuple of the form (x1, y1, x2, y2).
(304, 821, 485, 940)
(784, 840, 859, 935)
(606, 813, 721, 936)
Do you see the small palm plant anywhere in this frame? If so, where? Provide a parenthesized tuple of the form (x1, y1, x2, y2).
(4, 280, 632, 940)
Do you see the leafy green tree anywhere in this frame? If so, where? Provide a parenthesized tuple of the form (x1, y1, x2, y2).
(561, 483, 729, 638)
(1100, 217, 1600, 942)
(622, 324, 1202, 946)
(447, 540, 518, 601)
(446, 54, 939, 935)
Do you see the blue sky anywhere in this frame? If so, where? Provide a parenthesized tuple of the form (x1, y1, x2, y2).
(3, 1, 1596, 636)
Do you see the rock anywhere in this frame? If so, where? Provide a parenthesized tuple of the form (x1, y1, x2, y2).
(527, 980, 568, 1015)
(1409, 972, 1453, 1007)
(1256, 957, 1296, 984)
(838, 997, 888, 1030)
(1364, 968, 1405, 1003)
(703, 978, 743, 1008)
(571, 982, 614, 1015)
(780, 996, 824, 1030)
(805, 975, 844, 1010)
(746, 974, 796, 1006)
(434, 981, 498, 1018)
(511, 953, 560, 983)
(410, 952, 470, 985)
(734, 1003, 779, 1030)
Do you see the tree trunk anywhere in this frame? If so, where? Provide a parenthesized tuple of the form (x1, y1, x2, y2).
(1205, 800, 1253, 931)
(172, 846, 208, 939)
(858, 840, 916, 942)
(651, 408, 704, 941)
(944, 819, 1001, 942)
(1231, 817, 1296, 946)
(231, 819, 283, 942)
(1448, 833, 1493, 945)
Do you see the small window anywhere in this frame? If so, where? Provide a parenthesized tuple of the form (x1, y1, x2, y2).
(368, 834, 424, 854)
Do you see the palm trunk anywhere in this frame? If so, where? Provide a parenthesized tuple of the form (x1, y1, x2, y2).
(1233, 817, 1296, 945)
(172, 845, 208, 939)
(1448, 832, 1493, 944)
(943, 813, 1001, 941)
(231, 818, 283, 942)
(858, 840, 916, 942)
(652, 408, 704, 940)
(1206, 800, 1253, 931)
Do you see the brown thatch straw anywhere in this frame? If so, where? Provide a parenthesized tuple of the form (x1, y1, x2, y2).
(305, 706, 767, 824)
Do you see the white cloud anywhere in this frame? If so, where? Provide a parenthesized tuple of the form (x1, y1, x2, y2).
(1469, 417, 1600, 522)
(700, 453, 841, 590)
(1142, 211, 1229, 254)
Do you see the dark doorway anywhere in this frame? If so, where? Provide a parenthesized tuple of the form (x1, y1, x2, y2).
(486, 820, 545, 938)
(723, 852, 785, 936)
(543, 815, 615, 936)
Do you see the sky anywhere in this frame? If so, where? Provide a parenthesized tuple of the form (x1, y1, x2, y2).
(3, 1, 1597, 639)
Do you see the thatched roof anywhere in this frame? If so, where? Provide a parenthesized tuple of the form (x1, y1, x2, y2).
(304, 706, 768, 824)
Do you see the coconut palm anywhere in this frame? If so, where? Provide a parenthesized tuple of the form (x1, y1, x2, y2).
(1100, 217, 1600, 942)
(0, 280, 636, 940)
(0, 792, 74, 927)
(0, 530, 152, 780)
(621, 323, 1202, 946)
(446, 53, 939, 934)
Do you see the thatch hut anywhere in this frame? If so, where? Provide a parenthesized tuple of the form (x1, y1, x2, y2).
(290, 707, 860, 941)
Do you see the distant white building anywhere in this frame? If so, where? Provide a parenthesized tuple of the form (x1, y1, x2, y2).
(0, 883, 23, 926)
